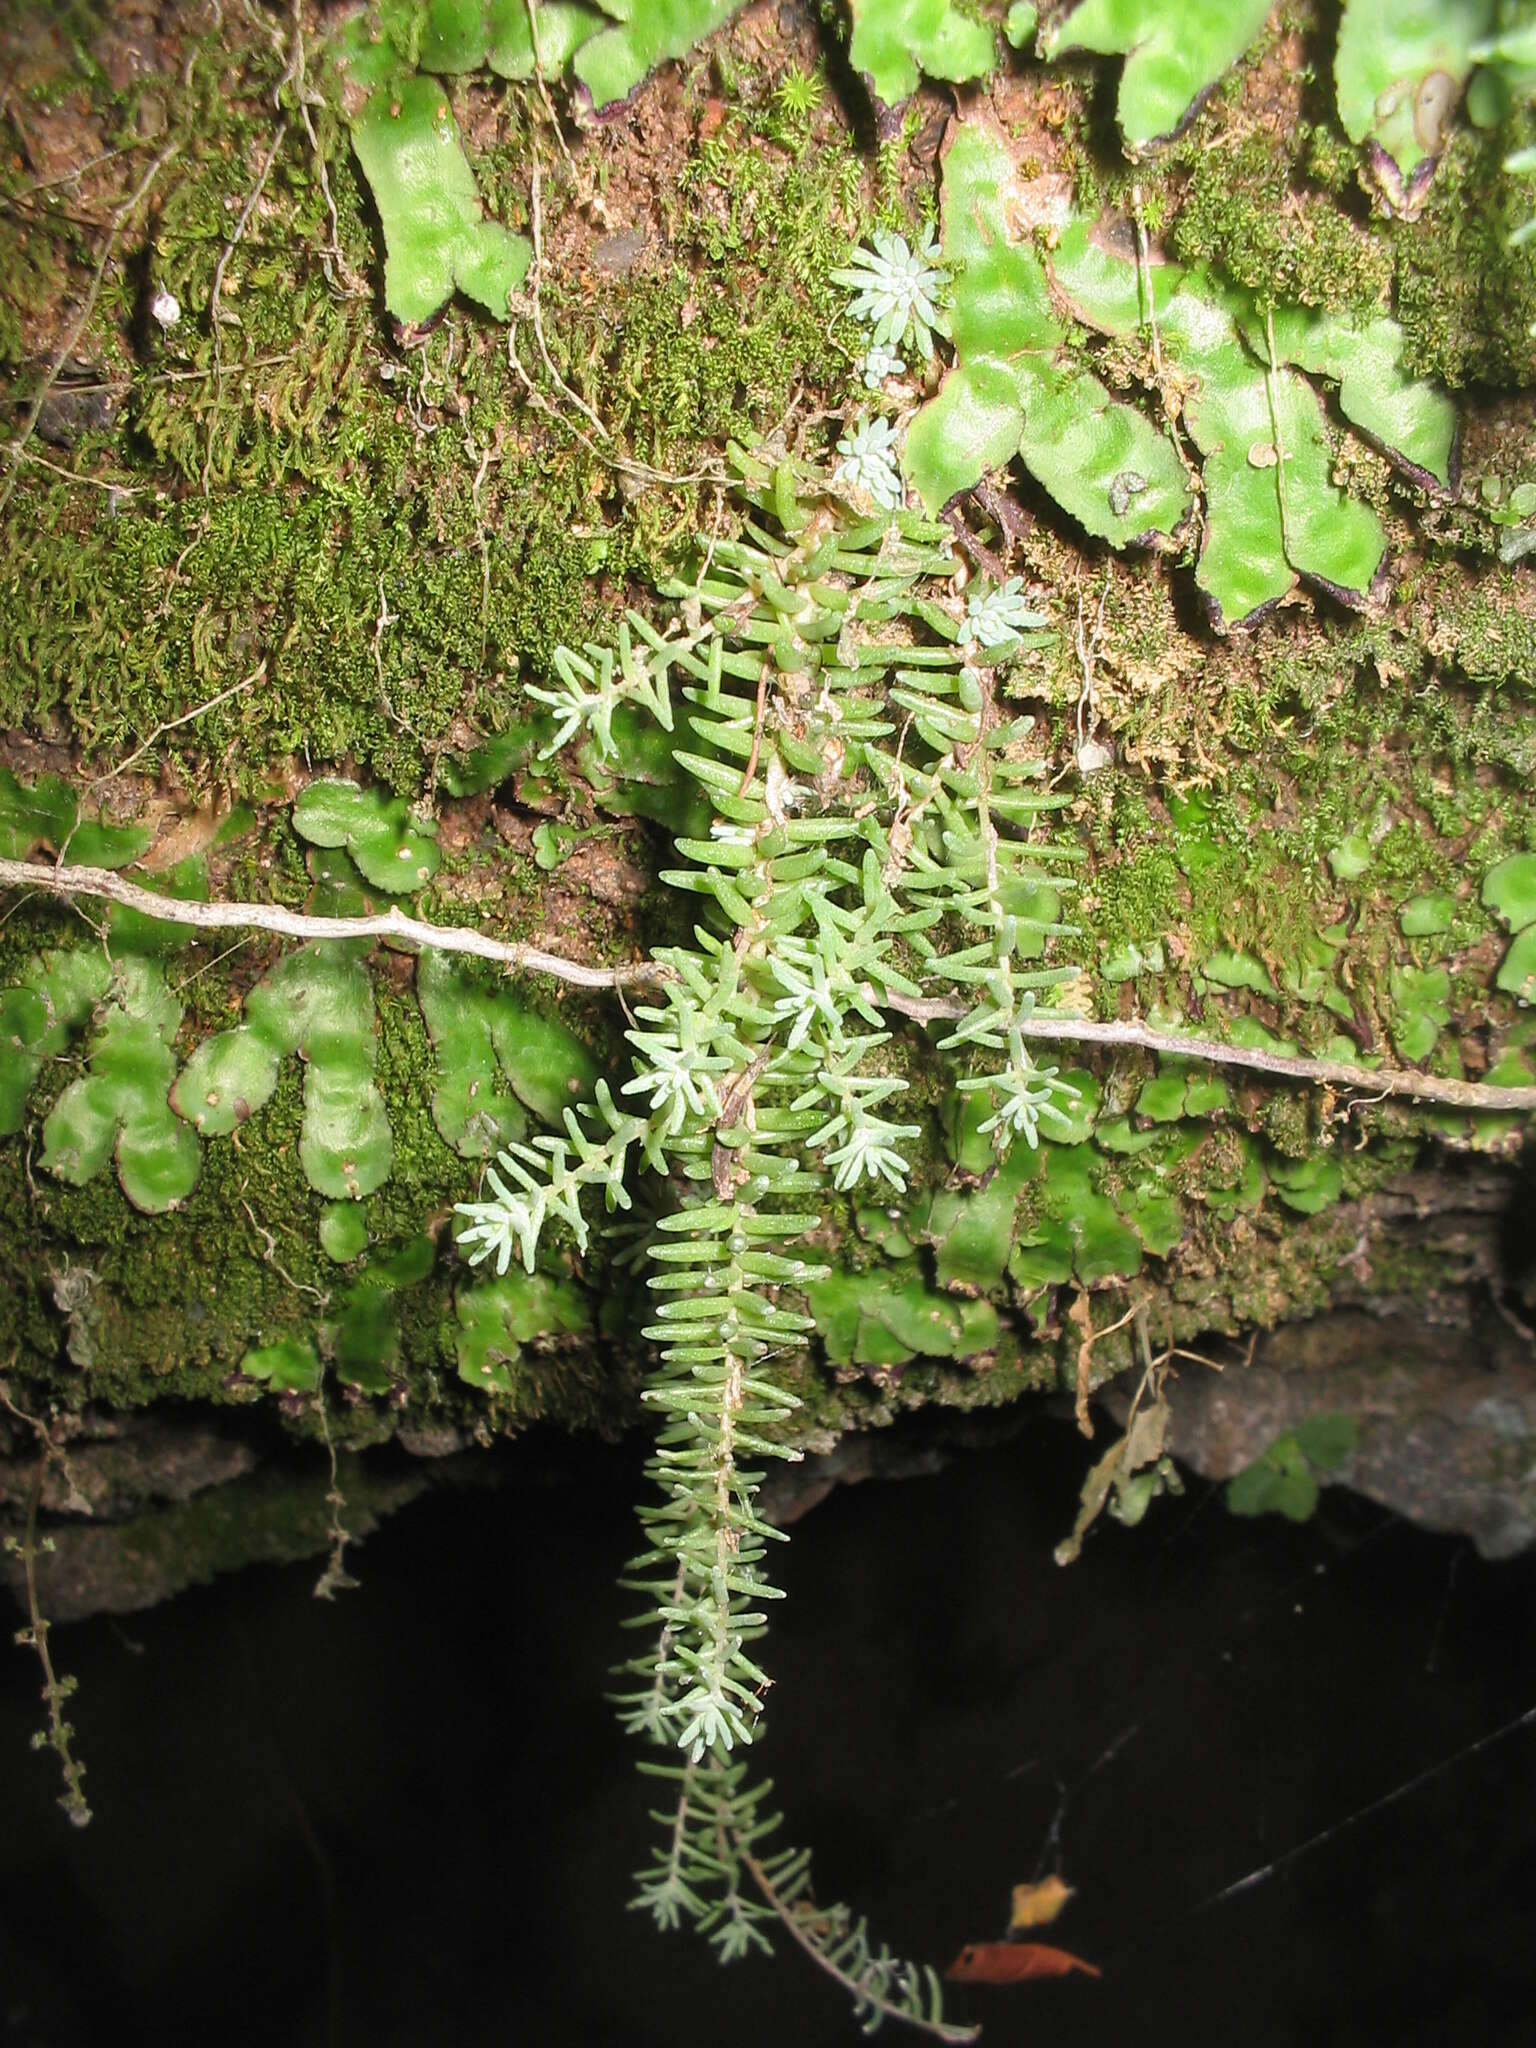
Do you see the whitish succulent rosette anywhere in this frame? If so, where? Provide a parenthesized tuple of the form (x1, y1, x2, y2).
(832, 227, 946, 358)
(833, 416, 904, 510)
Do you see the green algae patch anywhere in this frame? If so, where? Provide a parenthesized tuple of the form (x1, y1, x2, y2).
(350, 77, 532, 325)
(38, 957, 202, 1214)
(292, 779, 441, 894)
(171, 946, 393, 1200)
(1042, 0, 1271, 154)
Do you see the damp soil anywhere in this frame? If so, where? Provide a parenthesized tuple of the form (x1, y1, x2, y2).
(2, 1420, 1533, 2048)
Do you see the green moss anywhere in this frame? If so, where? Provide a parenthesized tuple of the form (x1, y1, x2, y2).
(1392, 119, 1536, 389)
(1170, 128, 1393, 314)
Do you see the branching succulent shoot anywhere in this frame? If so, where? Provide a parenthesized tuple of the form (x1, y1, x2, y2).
(451, 448, 1080, 2035)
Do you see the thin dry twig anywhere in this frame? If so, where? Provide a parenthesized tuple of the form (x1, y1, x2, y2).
(1, 860, 1531, 1110)
(881, 992, 1536, 1114)
(0, 856, 670, 989)
(4, 446, 148, 496)
(311, 1387, 359, 1602)
(1, 1375, 91, 1826)
(526, 155, 610, 444)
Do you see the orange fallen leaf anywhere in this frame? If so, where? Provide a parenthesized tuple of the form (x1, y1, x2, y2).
(1009, 1874, 1075, 1931)
(945, 1941, 1102, 1986)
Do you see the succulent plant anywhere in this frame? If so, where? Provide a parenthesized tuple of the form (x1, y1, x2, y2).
(832, 227, 947, 358)
(832, 414, 905, 509)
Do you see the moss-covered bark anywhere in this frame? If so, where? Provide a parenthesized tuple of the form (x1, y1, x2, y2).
(0, 0, 1531, 1484)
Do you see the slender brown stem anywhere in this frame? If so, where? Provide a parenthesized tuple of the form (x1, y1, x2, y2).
(738, 1847, 978, 2045)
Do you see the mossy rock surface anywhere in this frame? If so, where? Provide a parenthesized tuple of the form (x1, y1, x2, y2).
(0, 0, 1530, 1455)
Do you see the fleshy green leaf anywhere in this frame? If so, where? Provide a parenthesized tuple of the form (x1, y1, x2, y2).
(1042, 0, 1272, 153)
(39, 957, 200, 1213)
(1260, 305, 1457, 493)
(847, 0, 995, 108)
(0, 949, 112, 1136)
(904, 121, 1191, 543)
(1496, 925, 1536, 1004)
(417, 951, 598, 1155)
(241, 1336, 323, 1394)
(292, 778, 440, 894)
(420, 0, 610, 77)
(456, 1270, 592, 1392)
(172, 946, 392, 1199)
(1482, 853, 1536, 931)
(1335, 0, 1494, 210)
(573, 0, 742, 110)
(350, 77, 532, 324)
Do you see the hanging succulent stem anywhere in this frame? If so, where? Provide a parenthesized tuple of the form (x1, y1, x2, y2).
(450, 446, 1095, 2033)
